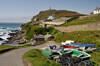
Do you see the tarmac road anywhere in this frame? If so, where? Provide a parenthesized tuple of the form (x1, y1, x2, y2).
(0, 43, 50, 66)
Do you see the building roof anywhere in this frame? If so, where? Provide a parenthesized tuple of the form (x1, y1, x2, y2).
(94, 7, 100, 11)
(34, 35, 44, 39)
(47, 14, 56, 20)
(44, 34, 52, 38)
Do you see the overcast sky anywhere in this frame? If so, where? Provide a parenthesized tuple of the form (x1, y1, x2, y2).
(0, 0, 100, 23)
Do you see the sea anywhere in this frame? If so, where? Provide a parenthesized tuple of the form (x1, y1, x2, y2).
(0, 23, 23, 32)
(0, 23, 23, 45)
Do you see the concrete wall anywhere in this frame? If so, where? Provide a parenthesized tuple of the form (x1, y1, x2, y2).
(93, 10, 100, 14)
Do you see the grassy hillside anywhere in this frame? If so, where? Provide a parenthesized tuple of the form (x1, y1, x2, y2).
(32, 9, 84, 21)
(22, 9, 85, 40)
(54, 31, 100, 44)
(62, 14, 100, 26)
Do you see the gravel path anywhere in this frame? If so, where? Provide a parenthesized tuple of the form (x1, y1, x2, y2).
(0, 43, 50, 66)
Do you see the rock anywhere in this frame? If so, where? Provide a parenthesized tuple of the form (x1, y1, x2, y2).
(0, 38, 4, 41)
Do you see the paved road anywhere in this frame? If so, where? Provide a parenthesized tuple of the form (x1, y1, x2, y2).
(0, 43, 49, 66)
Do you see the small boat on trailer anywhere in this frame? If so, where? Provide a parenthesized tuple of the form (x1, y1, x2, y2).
(62, 40, 97, 53)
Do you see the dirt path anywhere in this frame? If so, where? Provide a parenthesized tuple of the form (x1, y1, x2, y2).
(55, 22, 100, 32)
(0, 43, 51, 66)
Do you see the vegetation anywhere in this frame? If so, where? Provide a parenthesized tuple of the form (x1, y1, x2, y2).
(0, 45, 14, 51)
(62, 14, 100, 26)
(91, 51, 100, 66)
(23, 22, 40, 40)
(23, 22, 61, 40)
(0, 44, 32, 53)
(53, 30, 100, 65)
(32, 9, 84, 21)
(34, 27, 60, 35)
(24, 49, 61, 66)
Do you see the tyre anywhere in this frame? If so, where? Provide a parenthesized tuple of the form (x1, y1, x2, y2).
(65, 57, 71, 63)
(48, 56, 53, 60)
(85, 60, 94, 66)
(65, 63, 71, 66)
(62, 62, 71, 66)
(60, 56, 71, 63)
(78, 61, 88, 66)
(55, 58, 60, 63)
(71, 57, 82, 63)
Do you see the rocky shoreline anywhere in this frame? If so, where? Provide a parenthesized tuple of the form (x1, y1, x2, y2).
(7, 30, 25, 44)
(0, 27, 25, 45)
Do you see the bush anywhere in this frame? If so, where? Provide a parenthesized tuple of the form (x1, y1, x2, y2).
(24, 24, 40, 40)
(34, 27, 60, 35)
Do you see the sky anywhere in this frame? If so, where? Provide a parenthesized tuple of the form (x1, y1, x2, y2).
(0, 0, 100, 23)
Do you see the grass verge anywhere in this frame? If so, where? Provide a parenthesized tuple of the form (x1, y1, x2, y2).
(0, 45, 14, 51)
(0, 44, 32, 54)
(23, 49, 61, 66)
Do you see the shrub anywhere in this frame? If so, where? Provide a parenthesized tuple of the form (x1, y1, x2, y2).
(34, 27, 60, 35)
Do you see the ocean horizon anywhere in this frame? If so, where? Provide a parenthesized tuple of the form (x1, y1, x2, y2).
(0, 22, 23, 32)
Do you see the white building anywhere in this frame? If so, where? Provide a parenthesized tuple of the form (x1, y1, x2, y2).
(92, 7, 100, 14)
(47, 14, 56, 20)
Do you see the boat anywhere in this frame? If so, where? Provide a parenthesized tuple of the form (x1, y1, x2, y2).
(61, 40, 74, 45)
(62, 40, 95, 48)
(42, 47, 93, 66)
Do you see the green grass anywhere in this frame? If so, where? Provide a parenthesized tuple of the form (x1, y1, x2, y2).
(91, 51, 100, 66)
(53, 30, 100, 65)
(54, 31, 100, 44)
(62, 14, 100, 26)
(0, 45, 14, 51)
(62, 19, 96, 26)
(24, 49, 61, 66)
(0, 44, 32, 53)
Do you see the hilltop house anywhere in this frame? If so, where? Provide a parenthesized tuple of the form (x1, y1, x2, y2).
(47, 14, 56, 20)
(92, 7, 100, 14)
